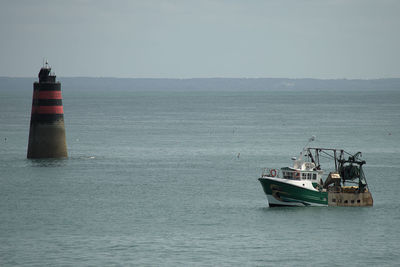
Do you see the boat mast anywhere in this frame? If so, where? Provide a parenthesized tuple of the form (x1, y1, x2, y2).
(306, 148, 345, 172)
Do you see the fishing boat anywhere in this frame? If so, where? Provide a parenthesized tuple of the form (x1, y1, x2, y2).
(258, 138, 373, 207)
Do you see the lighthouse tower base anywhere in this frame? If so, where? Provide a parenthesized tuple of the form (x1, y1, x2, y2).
(27, 121, 67, 158)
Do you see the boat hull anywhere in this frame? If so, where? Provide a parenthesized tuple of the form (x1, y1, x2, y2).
(258, 177, 328, 207)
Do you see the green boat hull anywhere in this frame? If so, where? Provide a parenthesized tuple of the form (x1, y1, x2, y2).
(258, 177, 328, 207)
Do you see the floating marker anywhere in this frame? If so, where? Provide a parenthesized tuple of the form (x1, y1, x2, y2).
(27, 62, 67, 158)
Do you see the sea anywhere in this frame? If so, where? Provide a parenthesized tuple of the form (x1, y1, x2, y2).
(1, 82, 400, 266)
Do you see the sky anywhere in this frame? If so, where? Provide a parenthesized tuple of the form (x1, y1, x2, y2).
(0, 0, 399, 79)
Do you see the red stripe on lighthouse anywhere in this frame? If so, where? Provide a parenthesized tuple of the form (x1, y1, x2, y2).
(35, 106, 64, 114)
(34, 91, 63, 99)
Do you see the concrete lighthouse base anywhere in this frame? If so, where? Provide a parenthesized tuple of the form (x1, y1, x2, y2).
(27, 121, 67, 158)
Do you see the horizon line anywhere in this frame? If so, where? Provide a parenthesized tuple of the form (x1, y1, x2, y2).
(1, 76, 400, 80)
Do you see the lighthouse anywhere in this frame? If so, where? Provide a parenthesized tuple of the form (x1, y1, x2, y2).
(27, 61, 67, 158)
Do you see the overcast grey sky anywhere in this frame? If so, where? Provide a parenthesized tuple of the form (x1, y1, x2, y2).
(0, 0, 399, 78)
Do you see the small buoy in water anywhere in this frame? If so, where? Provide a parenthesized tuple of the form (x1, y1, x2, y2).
(237, 153, 240, 159)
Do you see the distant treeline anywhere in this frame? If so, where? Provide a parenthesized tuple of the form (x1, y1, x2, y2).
(1, 77, 400, 91)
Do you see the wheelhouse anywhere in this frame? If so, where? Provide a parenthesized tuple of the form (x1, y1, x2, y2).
(281, 167, 319, 180)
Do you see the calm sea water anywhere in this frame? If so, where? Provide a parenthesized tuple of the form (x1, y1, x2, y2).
(1, 85, 400, 266)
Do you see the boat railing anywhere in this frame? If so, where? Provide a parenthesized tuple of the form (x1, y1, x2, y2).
(261, 168, 282, 178)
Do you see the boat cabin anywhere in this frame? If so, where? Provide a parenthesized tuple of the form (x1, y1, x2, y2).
(280, 160, 323, 181)
(281, 167, 318, 181)
(262, 161, 324, 182)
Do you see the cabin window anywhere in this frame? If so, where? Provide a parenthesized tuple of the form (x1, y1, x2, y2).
(302, 173, 306, 179)
(344, 200, 348, 204)
(283, 172, 293, 179)
(332, 198, 336, 202)
(357, 199, 361, 203)
(312, 174, 316, 180)
(351, 200, 355, 204)
(307, 173, 311, 180)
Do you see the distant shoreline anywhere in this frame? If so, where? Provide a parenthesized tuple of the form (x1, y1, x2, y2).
(1, 77, 400, 91)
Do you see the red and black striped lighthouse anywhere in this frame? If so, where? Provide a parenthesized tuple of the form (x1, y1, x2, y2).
(27, 62, 67, 158)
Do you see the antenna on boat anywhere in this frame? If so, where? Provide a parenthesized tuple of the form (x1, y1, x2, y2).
(293, 136, 316, 163)
(302, 135, 316, 151)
